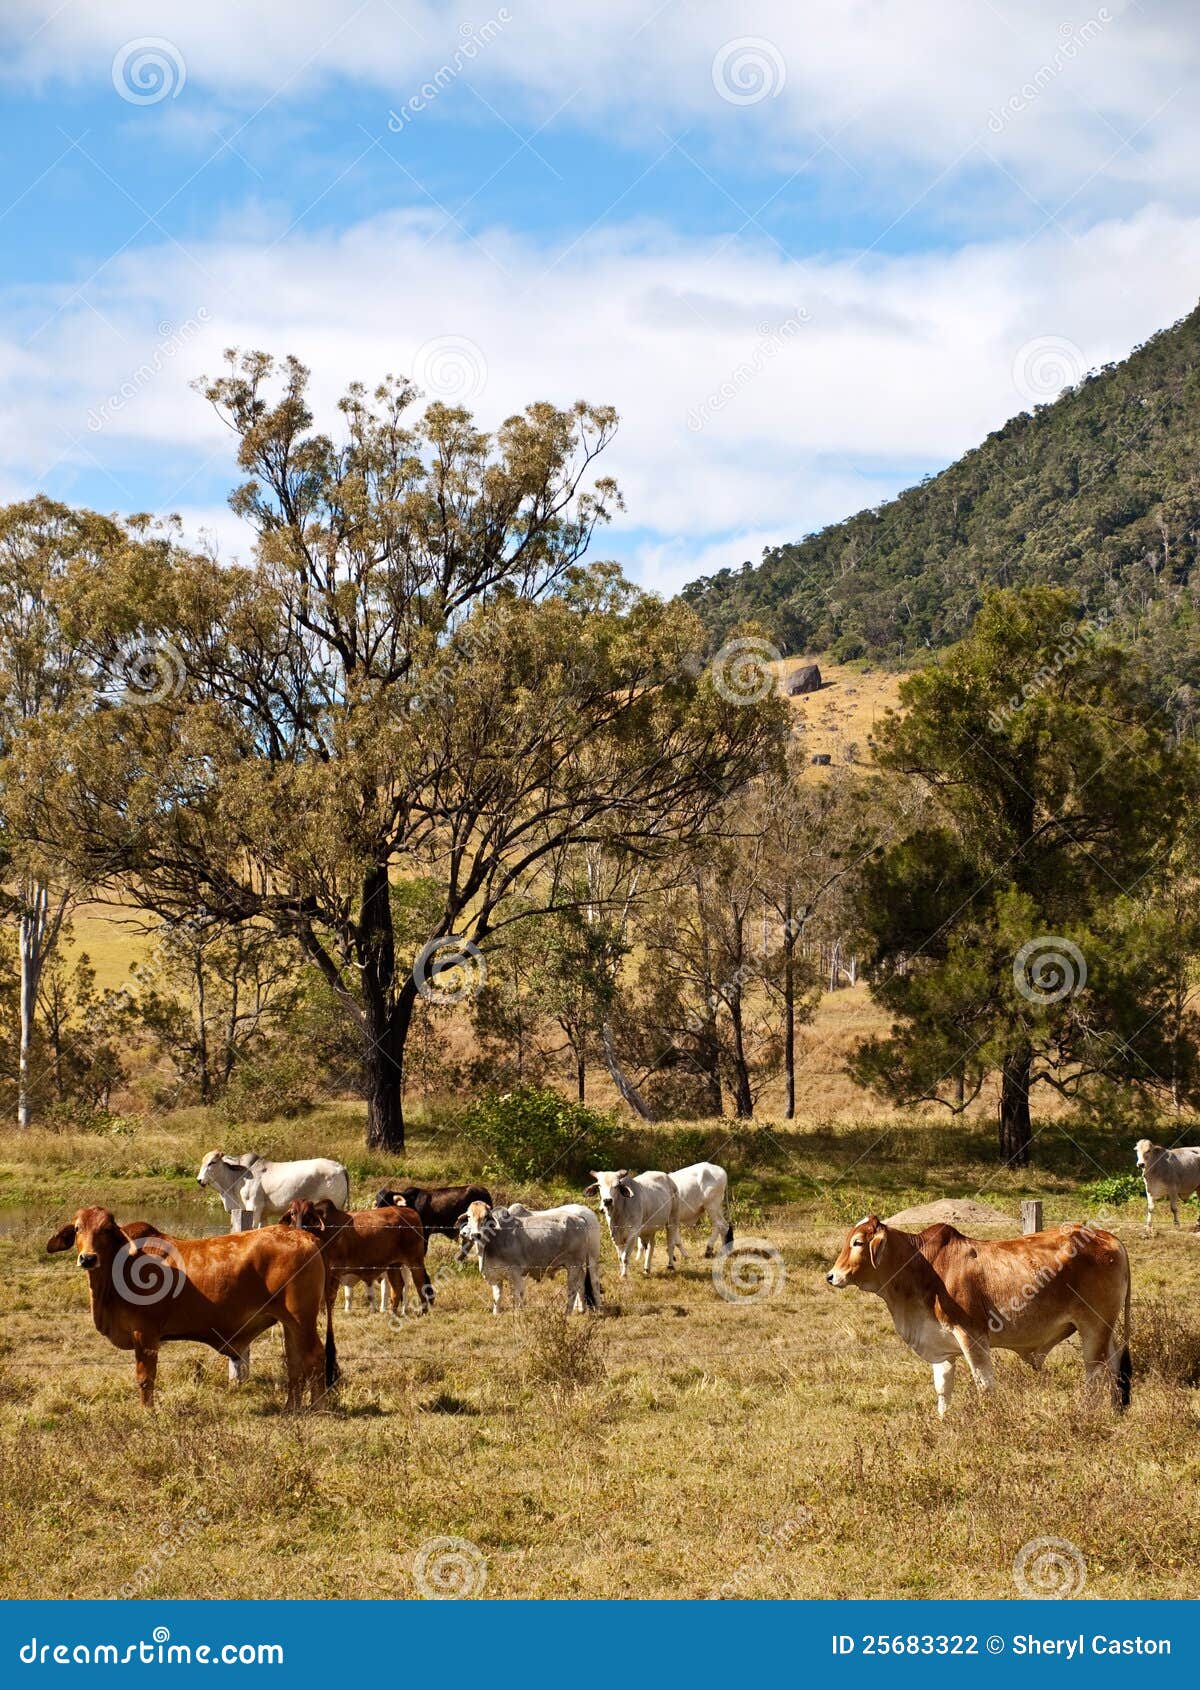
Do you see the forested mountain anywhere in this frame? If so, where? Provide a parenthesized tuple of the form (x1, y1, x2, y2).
(681, 300, 1200, 721)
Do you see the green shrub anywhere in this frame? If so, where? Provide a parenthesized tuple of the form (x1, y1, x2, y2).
(458, 1084, 618, 1182)
(1084, 1171, 1144, 1207)
(218, 1049, 316, 1123)
(39, 1101, 139, 1136)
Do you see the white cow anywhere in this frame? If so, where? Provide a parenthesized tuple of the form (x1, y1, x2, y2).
(1135, 1138, 1200, 1235)
(586, 1169, 679, 1277)
(456, 1201, 602, 1313)
(197, 1151, 350, 1229)
(669, 1161, 732, 1257)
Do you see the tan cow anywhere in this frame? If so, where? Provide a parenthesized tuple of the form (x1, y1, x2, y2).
(47, 1205, 335, 1409)
(826, 1214, 1131, 1416)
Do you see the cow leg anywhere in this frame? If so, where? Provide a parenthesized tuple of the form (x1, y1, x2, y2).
(227, 1343, 251, 1386)
(1170, 1191, 1181, 1228)
(666, 1220, 679, 1270)
(490, 1277, 503, 1315)
(952, 1329, 994, 1394)
(566, 1264, 582, 1313)
(642, 1233, 654, 1275)
(133, 1341, 158, 1409)
(932, 1359, 956, 1418)
(343, 1280, 353, 1315)
(1144, 1191, 1154, 1236)
(618, 1244, 631, 1278)
(281, 1322, 304, 1410)
(411, 1262, 433, 1315)
(509, 1270, 524, 1310)
(1081, 1326, 1121, 1408)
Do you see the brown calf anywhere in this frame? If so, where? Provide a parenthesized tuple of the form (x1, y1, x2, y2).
(282, 1198, 432, 1317)
(46, 1205, 336, 1409)
(826, 1213, 1132, 1415)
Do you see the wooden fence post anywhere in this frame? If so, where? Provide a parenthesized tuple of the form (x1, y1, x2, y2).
(1021, 1200, 1043, 1235)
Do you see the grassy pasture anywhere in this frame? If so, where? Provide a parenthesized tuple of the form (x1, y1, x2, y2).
(2, 1105, 1200, 1601)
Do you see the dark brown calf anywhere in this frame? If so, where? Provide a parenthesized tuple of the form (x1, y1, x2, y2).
(283, 1198, 432, 1316)
(46, 1206, 335, 1409)
(373, 1183, 492, 1244)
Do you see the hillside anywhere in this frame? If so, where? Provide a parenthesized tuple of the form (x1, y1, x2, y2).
(682, 299, 1200, 709)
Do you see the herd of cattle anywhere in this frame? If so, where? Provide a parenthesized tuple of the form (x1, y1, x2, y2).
(41, 1135, 1200, 1416)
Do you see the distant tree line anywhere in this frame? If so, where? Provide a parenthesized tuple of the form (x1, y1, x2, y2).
(1, 352, 1198, 1165)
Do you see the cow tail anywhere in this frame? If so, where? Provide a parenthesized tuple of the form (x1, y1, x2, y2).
(583, 1263, 599, 1310)
(1118, 1253, 1133, 1409)
(725, 1219, 735, 1247)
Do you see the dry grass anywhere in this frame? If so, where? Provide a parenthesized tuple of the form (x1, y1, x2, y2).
(772, 654, 905, 777)
(2, 1103, 1199, 1600)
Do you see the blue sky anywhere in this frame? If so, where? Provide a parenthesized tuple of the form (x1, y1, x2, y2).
(0, 0, 1197, 595)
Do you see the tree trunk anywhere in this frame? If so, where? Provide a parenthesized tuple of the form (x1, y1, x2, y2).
(17, 893, 45, 1128)
(194, 953, 211, 1105)
(783, 896, 796, 1120)
(576, 1049, 585, 1102)
(601, 1023, 655, 1120)
(728, 991, 753, 1118)
(999, 1045, 1033, 1165)
(360, 865, 407, 1153)
(364, 989, 411, 1152)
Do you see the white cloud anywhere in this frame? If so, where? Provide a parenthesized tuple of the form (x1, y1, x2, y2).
(2, 203, 1198, 590)
(2, 0, 1196, 208)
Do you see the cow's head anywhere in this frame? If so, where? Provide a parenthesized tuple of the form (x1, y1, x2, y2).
(586, 1170, 632, 1218)
(1134, 1139, 1157, 1169)
(456, 1200, 495, 1260)
(374, 1189, 400, 1209)
(46, 1206, 122, 1271)
(826, 1215, 889, 1289)
(281, 1198, 325, 1232)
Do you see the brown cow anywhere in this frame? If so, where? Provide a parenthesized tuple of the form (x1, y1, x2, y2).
(46, 1205, 336, 1409)
(282, 1197, 432, 1317)
(826, 1214, 1132, 1415)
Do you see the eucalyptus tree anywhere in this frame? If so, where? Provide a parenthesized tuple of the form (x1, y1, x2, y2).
(25, 355, 783, 1148)
(0, 499, 128, 1124)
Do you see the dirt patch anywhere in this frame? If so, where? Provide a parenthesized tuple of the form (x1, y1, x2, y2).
(885, 1197, 1017, 1231)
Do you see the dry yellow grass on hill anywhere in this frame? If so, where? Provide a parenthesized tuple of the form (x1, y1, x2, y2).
(771, 654, 906, 777)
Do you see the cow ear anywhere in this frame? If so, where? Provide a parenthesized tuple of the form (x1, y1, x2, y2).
(583, 1181, 599, 1195)
(46, 1223, 76, 1254)
(868, 1226, 888, 1267)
